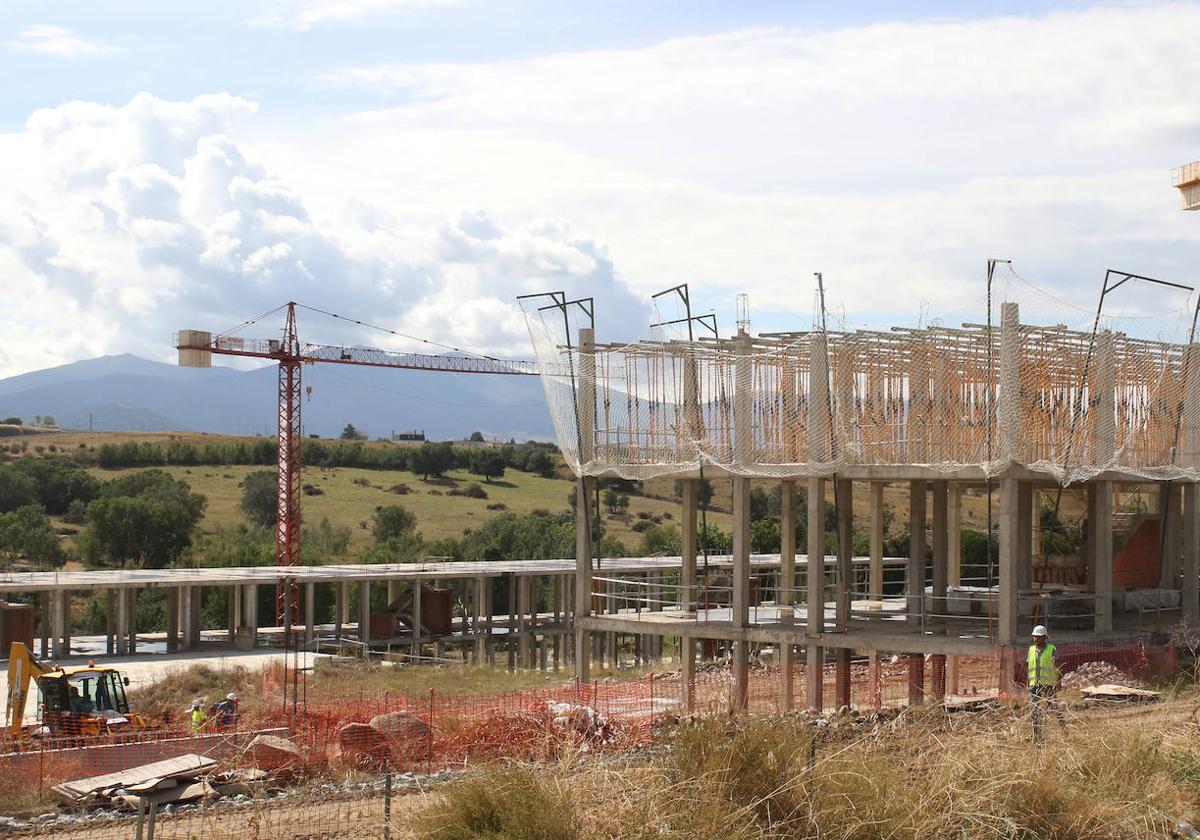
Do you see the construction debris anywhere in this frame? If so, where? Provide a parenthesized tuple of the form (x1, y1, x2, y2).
(1079, 684, 1161, 704)
(52, 754, 216, 805)
(245, 734, 306, 772)
(1060, 661, 1145, 690)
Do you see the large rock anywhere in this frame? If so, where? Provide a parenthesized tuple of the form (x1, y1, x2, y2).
(338, 722, 391, 766)
(369, 711, 430, 742)
(246, 734, 306, 771)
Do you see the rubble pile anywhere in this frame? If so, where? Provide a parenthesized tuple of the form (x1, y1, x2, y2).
(1060, 661, 1144, 690)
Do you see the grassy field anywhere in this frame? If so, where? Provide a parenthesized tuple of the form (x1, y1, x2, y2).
(83, 461, 734, 553)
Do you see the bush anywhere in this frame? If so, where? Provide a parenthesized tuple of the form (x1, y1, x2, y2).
(373, 504, 417, 541)
(416, 767, 579, 840)
(389, 483, 412, 495)
(463, 482, 488, 499)
(631, 520, 653, 533)
(302, 484, 325, 496)
(240, 470, 277, 528)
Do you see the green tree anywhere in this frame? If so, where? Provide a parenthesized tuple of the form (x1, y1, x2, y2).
(468, 431, 485, 442)
(240, 470, 277, 528)
(0, 466, 39, 513)
(0, 505, 64, 569)
(340, 423, 364, 440)
(639, 524, 681, 556)
(603, 488, 620, 514)
(1, 417, 21, 425)
(526, 450, 555, 478)
(82, 470, 206, 569)
(470, 449, 506, 483)
(409, 442, 454, 479)
(373, 504, 417, 541)
(11, 458, 100, 515)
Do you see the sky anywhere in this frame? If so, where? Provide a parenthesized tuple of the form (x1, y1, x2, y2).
(2, 0, 1200, 378)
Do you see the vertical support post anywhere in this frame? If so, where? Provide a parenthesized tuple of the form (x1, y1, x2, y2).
(1017, 483, 1034, 590)
(181, 586, 196, 651)
(475, 577, 488, 663)
(517, 575, 530, 669)
(869, 481, 885, 599)
(51, 591, 65, 659)
(907, 481, 926, 627)
(275, 304, 302, 630)
(413, 580, 423, 661)
(575, 326, 596, 683)
(1094, 481, 1114, 633)
(166, 588, 180, 654)
(104, 590, 115, 656)
(999, 302, 1021, 463)
(507, 574, 518, 670)
(231, 584, 242, 642)
(115, 588, 128, 656)
(998, 479, 1020, 644)
(806, 477, 825, 711)
(932, 481, 948, 623)
(930, 654, 946, 701)
(907, 654, 925, 705)
(731, 476, 751, 711)
(835, 649, 851, 709)
(359, 580, 371, 648)
(947, 484, 962, 587)
(1183, 483, 1199, 627)
(125, 589, 136, 655)
(333, 582, 343, 642)
(835, 479, 853, 630)
(41, 593, 51, 658)
(304, 582, 315, 647)
(1161, 483, 1183, 590)
(779, 480, 796, 710)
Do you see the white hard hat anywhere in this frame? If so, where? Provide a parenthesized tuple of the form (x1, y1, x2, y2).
(226, 693, 238, 701)
(190, 699, 203, 709)
(1031, 624, 1048, 637)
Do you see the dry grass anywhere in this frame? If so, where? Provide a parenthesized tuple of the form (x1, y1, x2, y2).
(126, 662, 263, 717)
(415, 696, 1200, 840)
(417, 766, 579, 840)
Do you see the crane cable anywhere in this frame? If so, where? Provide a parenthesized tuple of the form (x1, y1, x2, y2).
(294, 303, 512, 363)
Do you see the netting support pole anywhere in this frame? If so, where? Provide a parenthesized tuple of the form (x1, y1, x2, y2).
(1183, 483, 1199, 627)
(779, 480, 796, 711)
(998, 478, 1019, 645)
(906, 482, 926, 628)
(806, 477, 826, 712)
(1093, 481, 1114, 634)
(681, 477, 698, 710)
(575, 326, 596, 683)
(869, 482, 885, 600)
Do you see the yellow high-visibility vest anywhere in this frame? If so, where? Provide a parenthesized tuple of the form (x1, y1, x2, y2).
(191, 708, 207, 732)
(1027, 643, 1058, 687)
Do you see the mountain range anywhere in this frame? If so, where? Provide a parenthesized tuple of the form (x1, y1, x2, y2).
(0, 354, 555, 442)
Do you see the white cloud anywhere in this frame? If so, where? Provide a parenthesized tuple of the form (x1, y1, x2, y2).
(247, 0, 459, 30)
(6, 25, 120, 59)
(0, 93, 647, 378)
(303, 3, 1200, 331)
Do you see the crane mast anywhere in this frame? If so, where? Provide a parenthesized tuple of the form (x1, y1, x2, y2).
(177, 302, 545, 631)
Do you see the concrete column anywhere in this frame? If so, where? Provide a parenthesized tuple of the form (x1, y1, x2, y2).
(51, 591, 65, 659)
(1094, 481, 1114, 633)
(908, 654, 924, 705)
(835, 479, 853, 630)
(41, 593, 51, 658)
(181, 586, 196, 651)
(166, 588, 180, 653)
(333, 582, 343, 641)
(517, 574, 530, 669)
(1161, 482, 1183, 590)
(359, 580, 371, 647)
(1017, 483, 1033, 590)
(125, 589, 136, 655)
(1183, 483, 1199, 626)
(932, 481, 948, 621)
(506, 574, 518, 670)
(61, 590, 72, 657)
(998, 479, 1020, 644)
(231, 584, 242, 640)
(305, 582, 315, 646)
(387, 580, 397, 609)
(104, 590, 114, 656)
(869, 481, 885, 599)
(475, 577, 488, 662)
(413, 580, 424, 660)
(245, 584, 259, 645)
(835, 649, 851, 709)
(340, 582, 351, 625)
(806, 477, 825, 711)
(999, 302, 1021, 462)
(115, 588, 128, 656)
(907, 481, 926, 627)
(779, 480, 796, 709)
(731, 476, 751, 710)
(681, 480, 698, 613)
(931, 654, 946, 701)
(575, 326, 597, 681)
(1086, 483, 1099, 592)
(947, 484, 962, 587)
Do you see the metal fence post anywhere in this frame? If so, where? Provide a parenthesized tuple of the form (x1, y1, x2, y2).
(383, 771, 393, 840)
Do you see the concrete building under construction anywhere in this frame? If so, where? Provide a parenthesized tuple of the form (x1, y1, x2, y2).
(525, 277, 1200, 710)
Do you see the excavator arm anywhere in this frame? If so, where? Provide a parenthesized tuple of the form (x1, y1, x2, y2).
(6, 643, 47, 739)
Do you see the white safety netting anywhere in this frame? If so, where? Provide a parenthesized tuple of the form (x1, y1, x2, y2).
(523, 266, 1200, 485)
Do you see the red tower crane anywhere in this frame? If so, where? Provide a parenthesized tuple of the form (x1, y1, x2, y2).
(176, 301, 545, 630)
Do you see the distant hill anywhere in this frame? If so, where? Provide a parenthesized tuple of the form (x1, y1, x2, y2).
(0, 354, 554, 441)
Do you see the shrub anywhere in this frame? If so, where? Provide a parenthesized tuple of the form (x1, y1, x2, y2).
(416, 767, 579, 840)
(463, 482, 488, 499)
(486, 503, 507, 511)
(389, 483, 412, 495)
(632, 520, 653, 533)
(302, 484, 324, 496)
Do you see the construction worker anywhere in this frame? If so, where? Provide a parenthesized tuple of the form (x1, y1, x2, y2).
(214, 692, 239, 730)
(189, 698, 208, 734)
(1028, 624, 1066, 740)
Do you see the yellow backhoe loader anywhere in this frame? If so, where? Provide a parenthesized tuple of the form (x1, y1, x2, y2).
(6, 642, 150, 739)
